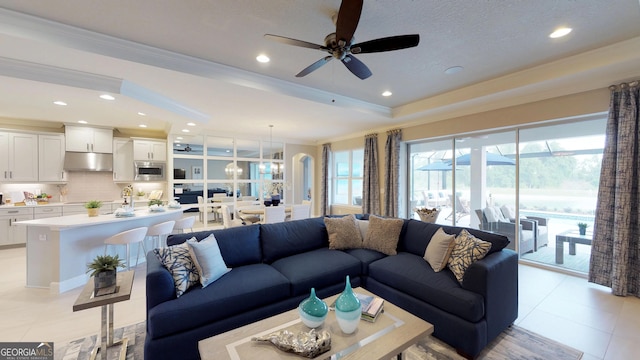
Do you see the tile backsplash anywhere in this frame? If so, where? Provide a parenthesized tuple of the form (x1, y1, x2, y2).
(0, 172, 166, 204)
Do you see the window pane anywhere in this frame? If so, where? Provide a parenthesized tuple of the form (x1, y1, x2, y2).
(335, 152, 349, 177)
(237, 139, 260, 158)
(351, 179, 362, 206)
(352, 149, 363, 177)
(206, 136, 233, 157)
(335, 179, 348, 204)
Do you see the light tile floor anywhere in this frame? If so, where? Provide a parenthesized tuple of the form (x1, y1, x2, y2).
(1, 246, 639, 359)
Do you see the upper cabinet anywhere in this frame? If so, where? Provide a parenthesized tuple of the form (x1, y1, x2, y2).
(113, 138, 134, 182)
(0, 131, 38, 182)
(38, 134, 66, 182)
(133, 139, 166, 161)
(65, 125, 113, 153)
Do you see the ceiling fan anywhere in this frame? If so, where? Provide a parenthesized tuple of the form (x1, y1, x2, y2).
(265, 0, 419, 80)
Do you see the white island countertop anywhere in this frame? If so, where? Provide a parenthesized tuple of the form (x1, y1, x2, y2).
(15, 205, 193, 230)
(16, 204, 194, 293)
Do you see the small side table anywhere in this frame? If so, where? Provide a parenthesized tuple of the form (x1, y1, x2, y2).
(73, 271, 135, 360)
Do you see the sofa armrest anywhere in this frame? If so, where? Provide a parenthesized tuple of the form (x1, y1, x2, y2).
(146, 251, 176, 312)
(526, 216, 548, 227)
(462, 249, 518, 340)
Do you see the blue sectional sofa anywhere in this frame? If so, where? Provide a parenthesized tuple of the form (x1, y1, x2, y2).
(145, 216, 518, 360)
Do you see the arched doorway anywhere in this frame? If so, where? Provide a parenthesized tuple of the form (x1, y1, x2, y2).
(291, 153, 314, 205)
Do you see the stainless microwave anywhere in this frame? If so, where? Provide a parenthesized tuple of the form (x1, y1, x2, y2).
(134, 161, 165, 181)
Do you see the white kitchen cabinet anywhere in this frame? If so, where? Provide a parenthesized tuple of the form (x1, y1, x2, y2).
(65, 125, 113, 153)
(0, 132, 39, 182)
(38, 134, 66, 182)
(113, 138, 134, 182)
(133, 139, 166, 161)
(33, 206, 63, 219)
(0, 207, 33, 246)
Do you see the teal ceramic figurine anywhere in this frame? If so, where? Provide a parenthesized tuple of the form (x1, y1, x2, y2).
(298, 288, 328, 328)
(334, 276, 361, 334)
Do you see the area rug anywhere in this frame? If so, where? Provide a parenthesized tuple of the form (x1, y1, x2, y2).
(55, 322, 583, 360)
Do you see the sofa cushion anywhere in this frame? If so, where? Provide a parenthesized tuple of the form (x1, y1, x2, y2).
(187, 235, 230, 288)
(167, 225, 262, 267)
(368, 252, 485, 323)
(153, 242, 200, 297)
(399, 219, 509, 256)
(261, 217, 328, 263)
(447, 230, 492, 283)
(270, 248, 362, 296)
(147, 263, 290, 339)
(423, 228, 456, 272)
(324, 214, 363, 250)
(362, 215, 404, 255)
(343, 248, 387, 275)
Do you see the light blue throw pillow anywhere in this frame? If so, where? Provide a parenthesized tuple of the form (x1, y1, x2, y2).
(187, 234, 231, 288)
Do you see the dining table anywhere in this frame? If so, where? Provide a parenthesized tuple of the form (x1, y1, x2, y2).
(236, 205, 291, 222)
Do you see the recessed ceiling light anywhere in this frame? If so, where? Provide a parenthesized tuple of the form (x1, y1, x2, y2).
(186, 122, 196, 126)
(53, 101, 67, 106)
(256, 54, 270, 63)
(99, 94, 115, 100)
(77, 120, 88, 124)
(181, 129, 190, 133)
(139, 124, 147, 128)
(175, 144, 181, 147)
(138, 112, 147, 116)
(549, 27, 572, 38)
(174, 140, 181, 143)
(176, 137, 183, 140)
(445, 66, 464, 75)
(382, 91, 392, 97)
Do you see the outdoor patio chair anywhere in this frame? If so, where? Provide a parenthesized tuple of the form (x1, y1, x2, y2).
(479, 206, 535, 255)
(446, 194, 470, 221)
(500, 205, 549, 251)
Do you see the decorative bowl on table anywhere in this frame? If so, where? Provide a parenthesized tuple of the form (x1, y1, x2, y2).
(149, 204, 166, 212)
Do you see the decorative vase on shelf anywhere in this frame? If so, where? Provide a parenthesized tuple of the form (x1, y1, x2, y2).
(298, 288, 328, 328)
(271, 194, 281, 206)
(334, 275, 361, 334)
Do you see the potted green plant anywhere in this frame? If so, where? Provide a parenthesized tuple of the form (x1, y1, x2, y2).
(148, 199, 164, 206)
(84, 200, 103, 217)
(136, 190, 146, 200)
(578, 222, 588, 236)
(87, 254, 125, 293)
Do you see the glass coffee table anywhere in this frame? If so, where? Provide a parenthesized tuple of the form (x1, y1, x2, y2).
(198, 288, 433, 360)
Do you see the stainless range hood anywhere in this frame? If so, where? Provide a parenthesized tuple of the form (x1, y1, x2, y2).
(63, 152, 113, 171)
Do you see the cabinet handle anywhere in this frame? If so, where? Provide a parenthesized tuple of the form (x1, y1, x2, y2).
(9, 171, 12, 179)
(3, 171, 6, 178)
(91, 143, 94, 152)
(8, 210, 18, 214)
(87, 143, 90, 152)
(43, 209, 53, 212)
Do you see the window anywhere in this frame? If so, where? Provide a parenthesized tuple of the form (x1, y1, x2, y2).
(332, 149, 363, 205)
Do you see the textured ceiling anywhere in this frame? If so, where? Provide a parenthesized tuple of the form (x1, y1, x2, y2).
(0, 0, 638, 143)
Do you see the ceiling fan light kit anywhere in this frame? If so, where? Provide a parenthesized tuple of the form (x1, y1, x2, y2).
(265, 0, 419, 80)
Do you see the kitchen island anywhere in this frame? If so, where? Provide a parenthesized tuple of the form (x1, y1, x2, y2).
(16, 205, 192, 293)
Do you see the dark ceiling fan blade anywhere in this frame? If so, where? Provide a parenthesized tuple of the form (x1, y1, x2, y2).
(296, 56, 333, 77)
(351, 34, 420, 54)
(335, 0, 363, 44)
(341, 54, 371, 79)
(264, 34, 328, 50)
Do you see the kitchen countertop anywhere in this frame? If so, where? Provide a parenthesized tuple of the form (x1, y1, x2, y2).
(15, 205, 192, 229)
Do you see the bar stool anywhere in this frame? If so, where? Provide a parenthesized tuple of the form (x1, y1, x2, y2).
(173, 216, 196, 234)
(103, 227, 149, 270)
(147, 220, 176, 249)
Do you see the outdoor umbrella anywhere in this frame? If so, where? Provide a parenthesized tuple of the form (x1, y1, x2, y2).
(454, 152, 515, 165)
(416, 161, 454, 171)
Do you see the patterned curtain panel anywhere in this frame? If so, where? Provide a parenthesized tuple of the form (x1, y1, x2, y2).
(589, 80, 640, 297)
(383, 129, 402, 217)
(363, 134, 380, 215)
(321, 143, 331, 216)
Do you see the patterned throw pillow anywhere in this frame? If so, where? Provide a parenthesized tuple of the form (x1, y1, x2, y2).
(187, 234, 231, 288)
(362, 215, 404, 255)
(154, 241, 200, 297)
(423, 227, 456, 272)
(447, 229, 492, 283)
(324, 214, 363, 249)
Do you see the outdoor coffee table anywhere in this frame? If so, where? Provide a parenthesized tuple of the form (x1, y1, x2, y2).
(555, 230, 593, 264)
(198, 288, 433, 360)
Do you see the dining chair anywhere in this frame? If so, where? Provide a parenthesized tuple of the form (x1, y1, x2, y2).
(103, 227, 149, 270)
(289, 204, 311, 221)
(197, 196, 214, 223)
(236, 201, 261, 224)
(262, 206, 286, 224)
(173, 216, 196, 234)
(221, 204, 244, 229)
(146, 220, 176, 248)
